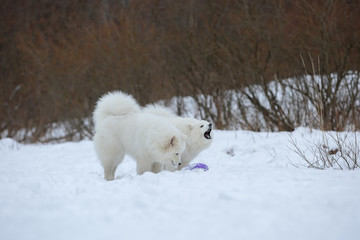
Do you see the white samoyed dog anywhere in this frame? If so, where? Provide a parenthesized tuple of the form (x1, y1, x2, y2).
(93, 91, 186, 180)
(143, 104, 213, 171)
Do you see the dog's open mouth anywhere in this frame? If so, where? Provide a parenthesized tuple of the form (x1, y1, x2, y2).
(204, 128, 212, 140)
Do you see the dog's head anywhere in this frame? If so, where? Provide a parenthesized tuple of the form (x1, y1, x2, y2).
(186, 119, 213, 150)
(161, 134, 187, 168)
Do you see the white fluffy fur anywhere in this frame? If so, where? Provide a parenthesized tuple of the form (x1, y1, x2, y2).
(93, 91, 186, 180)
(143, 104, 213, 171)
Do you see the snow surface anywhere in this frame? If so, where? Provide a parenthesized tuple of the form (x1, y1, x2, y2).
(0, 128, 359, 240)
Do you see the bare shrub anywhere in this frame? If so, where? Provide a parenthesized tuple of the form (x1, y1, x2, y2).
(290, 131, 360, 170)
(1, 0, 360, 142)
(163, 0, 360, 132)
(1, 0, 174, 142)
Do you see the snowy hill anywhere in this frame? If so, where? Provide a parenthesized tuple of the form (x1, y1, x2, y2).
(0, 128, 359, 240)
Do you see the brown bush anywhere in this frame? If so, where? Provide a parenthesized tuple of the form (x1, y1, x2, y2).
(1, 0, 359, 142)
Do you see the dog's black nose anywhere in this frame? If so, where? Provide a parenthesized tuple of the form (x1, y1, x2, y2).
(209, 123, 212, 128)
(178, 163, 181, 166)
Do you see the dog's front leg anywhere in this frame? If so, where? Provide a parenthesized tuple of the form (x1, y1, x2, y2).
(151, 162, 164, 173)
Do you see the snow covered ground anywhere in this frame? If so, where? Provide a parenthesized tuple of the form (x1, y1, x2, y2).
(0, 128, 359, 240)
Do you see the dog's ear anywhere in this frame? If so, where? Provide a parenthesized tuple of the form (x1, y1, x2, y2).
(165, 136, 177, 150)
(183, 124, 193, 135)
(170, 136, 176, 147)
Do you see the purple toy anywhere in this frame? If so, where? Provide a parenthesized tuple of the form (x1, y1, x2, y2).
(184, 163, 209, 171)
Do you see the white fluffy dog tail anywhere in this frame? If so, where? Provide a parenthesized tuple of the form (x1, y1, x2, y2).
(93, 91, 141, 127)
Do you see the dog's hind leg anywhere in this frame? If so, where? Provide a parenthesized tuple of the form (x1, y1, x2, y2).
(94, 136, 125, 181)
(104, 167, 116, 181)
(103, 154, 124, 180)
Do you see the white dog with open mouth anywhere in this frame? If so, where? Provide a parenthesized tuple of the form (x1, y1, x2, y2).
(143, 104, 213, 171)
(93, 91, 186, 180)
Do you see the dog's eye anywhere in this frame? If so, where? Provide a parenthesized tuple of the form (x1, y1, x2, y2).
(175, 153, 179, 156)
(200, 125, 204, 128)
